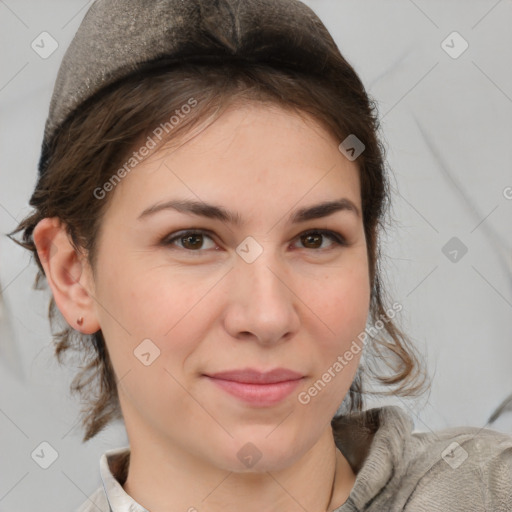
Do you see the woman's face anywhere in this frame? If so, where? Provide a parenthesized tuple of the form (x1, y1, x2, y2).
(87, 102, 370, 471)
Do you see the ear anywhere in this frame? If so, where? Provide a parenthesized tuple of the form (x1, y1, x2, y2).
(32, 217, 100, 334)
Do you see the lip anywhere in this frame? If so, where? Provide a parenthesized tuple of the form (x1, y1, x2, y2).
(204, 368, 304, 406)
(207, 368, 304, 384)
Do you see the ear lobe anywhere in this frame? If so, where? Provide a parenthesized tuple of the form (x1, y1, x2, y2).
(33, 217, 100, 334)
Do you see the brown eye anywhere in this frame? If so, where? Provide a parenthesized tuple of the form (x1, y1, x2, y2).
(181, 233, 204, 250)
(164, 230, 216, 251)
(301, 233, 322, 249)
(296, 230, 346, 250)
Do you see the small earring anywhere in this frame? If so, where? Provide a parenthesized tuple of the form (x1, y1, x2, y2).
(77, 317, 84, 326)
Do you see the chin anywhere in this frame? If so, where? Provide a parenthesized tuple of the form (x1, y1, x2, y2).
(212, 435, 308, 474)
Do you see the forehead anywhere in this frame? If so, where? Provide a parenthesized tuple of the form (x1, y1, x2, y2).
(102, 102, 361, 222)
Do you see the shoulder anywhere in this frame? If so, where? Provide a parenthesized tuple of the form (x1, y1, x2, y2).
(403, 422, 512, 511)
(73, 485, 110, 512)
(335, 406, 512, 512)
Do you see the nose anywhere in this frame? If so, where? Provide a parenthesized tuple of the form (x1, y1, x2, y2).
(222, 246, 300, 346)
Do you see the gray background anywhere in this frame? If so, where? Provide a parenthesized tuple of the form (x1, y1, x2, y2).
(1, 0, 511, 511)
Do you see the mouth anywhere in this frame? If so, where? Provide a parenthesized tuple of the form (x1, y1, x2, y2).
(203, 367, 304, 406)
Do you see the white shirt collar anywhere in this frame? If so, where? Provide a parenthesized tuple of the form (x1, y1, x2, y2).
(99, 446, 148, 512)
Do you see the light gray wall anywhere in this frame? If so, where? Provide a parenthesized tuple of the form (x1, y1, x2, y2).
(0, 1, 511, 510)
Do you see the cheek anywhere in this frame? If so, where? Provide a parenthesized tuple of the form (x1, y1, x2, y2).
(94, 259, 214, 423)
(296, 270, 368, 411)
(295, 254, 370, 398)
(95, 253, 222, 379)
(303, 256, 371, 345)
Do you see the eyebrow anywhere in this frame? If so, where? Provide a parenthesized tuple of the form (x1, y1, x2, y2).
(137, 197, 360, 224)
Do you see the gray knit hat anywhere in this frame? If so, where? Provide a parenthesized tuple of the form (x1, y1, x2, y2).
(38, 0, 344, 176)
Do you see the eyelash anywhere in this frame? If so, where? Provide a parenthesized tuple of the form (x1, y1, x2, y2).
(162, 229, 347, 253)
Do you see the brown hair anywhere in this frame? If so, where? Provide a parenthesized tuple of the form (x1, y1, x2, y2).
(8, 59, 429, 442)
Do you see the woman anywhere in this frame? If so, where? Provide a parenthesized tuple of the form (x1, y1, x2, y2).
(8, 0, 512, 511)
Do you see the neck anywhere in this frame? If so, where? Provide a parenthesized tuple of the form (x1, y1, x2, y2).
(122, 426, 355, 512)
